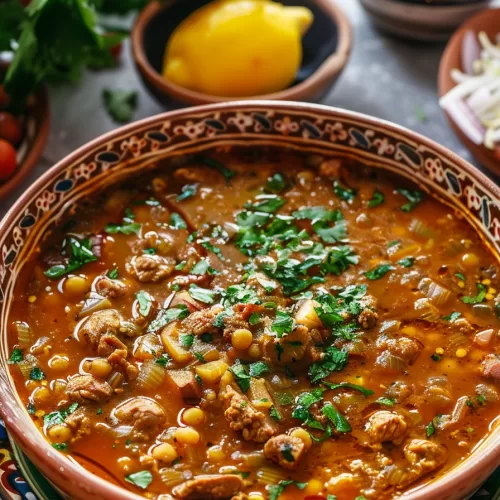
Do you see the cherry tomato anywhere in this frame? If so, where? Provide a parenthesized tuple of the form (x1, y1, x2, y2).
(0, 112, 23, 145)
(0, 85, 9, 108)
(0, 139, 17, 180)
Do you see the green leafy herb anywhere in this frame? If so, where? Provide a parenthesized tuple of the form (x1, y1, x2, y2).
(221, 284, 260, 307)
(52, 443, 68, 451)
(442, 311, 462, 322)
(375, 397, 395, 406)
(96, 408, 103, 415)
(8, 348, 23, 364)
(44, 237, 98, 279)
(271, 311, 294, 338)
(248, 312, 260, 325)
(143, 248, 156, 255)
(248, 361, 270, 377)
(308, 346, 348, 384)
(125, 470, 153, 490)
(266, 173, 287, 193)
(197, 156, 236, 184)
(462, 283, 487, 304)
(155, 354, 171, 368)
(147, 304, 189, 333)
(44, 403, 79, 429)
(105, 222, 141, 235)
(320, 246, 360, 276)
(268, 480, 308, 500)
(397, 188, 424, 212)
(364, 264, 393, 280)
(189, 284, 216, 304)
(29, 367, 45, 380)
(477, 395, 487, 405)
(108, 268, 119, 279)
(170, 213, 187, 229)
(430, 353, 441, 362)
(333, 181, 356, 202)
(398, 257, 415, 267)
(455, 272, 466, 281)
(191, 259, 217, 275)
(322, 403, 351, 433)
(327, 496, 338, 500)
(426, 421, 435, 437)
(292, 206, 342, 224)
(280, 442, 295, 462)
(269, 405, 281, 421)
(180, 334, 195, 349)
(175, 261, 187, 271)
(368, 190, 385, 208)
(103, 89, 137, 123)
(245, 194, 285, 213)
(229, 360, 270, 392)
(176, 184, 198, 202)
(338, 284, 367, 301)
(292, 388, 326, 429)
(322, 381, 374, 397)
(275, 392, 294, 406)
(136, 290, 153, 316)
(27, 403, 36, 415)
(194, 352, 206, 363)
(201, 240, 225, 261)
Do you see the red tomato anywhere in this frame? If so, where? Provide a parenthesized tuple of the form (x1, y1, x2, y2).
(0, 139, 17, 180)
(0, 112, 23, 145)
(0, 85, 9, 108)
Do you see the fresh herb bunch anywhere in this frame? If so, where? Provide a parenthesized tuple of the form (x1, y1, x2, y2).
(0, 0, 152, 108)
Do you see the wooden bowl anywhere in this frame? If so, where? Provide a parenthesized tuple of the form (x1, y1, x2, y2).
(438, 8, 500, 178)
(131, 0, 352, 106)
(0, 64, 50, 199)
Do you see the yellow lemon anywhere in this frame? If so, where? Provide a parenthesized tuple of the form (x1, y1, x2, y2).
(163, 0, 313, 97)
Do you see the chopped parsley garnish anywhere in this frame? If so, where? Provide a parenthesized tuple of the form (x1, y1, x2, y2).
(200, 333, 213, 343)
(194, 352, 206, 363)
(180, 334, 195, 348)
(271, 311, 294, 338)
(143, 248, 155, 255)
(29, 367, 45, 380)
(322, 403, 351, 433)
(220, 284, 260, 307)
(105, 210, 141, 236)
(200, 240, 225, 261)
(280, 442, 295, 462)
(426, 421, 435, 437)
(308, 346, 348, 384)
(375, 397, 395, 406)
(430, 353, 441, 362)
(322, 381, 374, 397)
(197, 156, 236, 184)
(27, 403, 35, 415)
(321, 246, 359, 276)
(462, 283, 487, 304)
(176, 183, 198, 202)
(333, 181, 356, 202)
(368, 189, 385, 208)
(8, 348, 23, 364)
(170, 212, 188, 229)
(269, 405, 281, 421)
(189, 284, 216, 304)
(108, 268, 119, 279)
(44, 403, 79, 429)
(125, 470, 153, 490)
(477, 395, 487, 405)
(191, 259, 217, 275)
(248, 312, 261, 325)
(175, 261, 187, 271)
(455, 272, 466, 281)
(266, 172, 287, 193)
(364, 264, 393, 280)
(136, 290, 153, 316)
(398, 257, 415, 268)
(397, 188, 424, 212)
(96, 408, 103, 415)
(52, 443, 68, 451)
(229, 360, 270, 392)
(442, 311, 462, 322)
(387, 240, 400, 248)
(268, 480, 308, 500)
(147, 304, 189, 333)
(292, 388, 326, 429)
(155, 354, 171, 367)
(245, 194, 286, 214)
(44, 237, 98, 279)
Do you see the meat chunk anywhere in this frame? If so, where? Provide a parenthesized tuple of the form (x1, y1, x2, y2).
(66, 375, 113, 403)
(172, 474, 243, 499)
(264, 434, 306, 470)
(126, 254, 175, 282)
(97, 333, 127, 357)
(357, 295, 379, 329)
(113, 396, 166, 441)
(384, 381, 413, 404)
(78, 309, 121, 349)
(433, 396, 470, 431)
(481, 354, 500, 381)
(377, 335, 422, 365)
(167, 370, 202, 403)
(263, 325, 310, 365)
(223, 386, 276, 443)
(365, 411, 407, 446)
(180, 306, 221, 335)
(64, 409, 91, 443)
(403, 439, 447, 473)
(423, 377, 453, 410)
(95, 276, 127, 299)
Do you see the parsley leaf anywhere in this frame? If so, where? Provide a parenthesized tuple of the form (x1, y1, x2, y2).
(29, 367, 45, 380)
(271, 311, 294, 338)
(197, 156, 236, 184)
(308, 346, 348, 384)
(426, 421, 435, 437)
(177, 184, 198, 202)
(229, 360, 269, 392)
(103, 89, 137, 123)
(292, 389, 326, 429)
(397, 257, 415, 268)
(462, 283, 487, 304)
(368, 189, 384, 208)
(364, 264, 393, 280)
(136, 290, 153, 316)
(147, 304, 189, 333)
(397, 188, 424, 212)
(180, 334, 195, 349)
(44, 237, 98, 279)
(292, 206, 342, 223)
(322, 403, 351, 432)
(108, 268, 119, 279)
(52, 443, 68, 451)
(44, 403, 79, 429)
(442, 311, 461, 322)
(189, 284, 216, 304)
(105, 222, 141, 235)
(269, 405, 281, 421)
(8, 348, 23, 364)
(376, 397, 395, 406)
(333, 181, 356, 202)
(245, 194, 285, 213)
(266, 173, 287, 193)
(125, 470, 153, 490)
(170, 212, 187, 229)
(321, 246, 359, 276)
(268, 480, 308, 500)
(154, 354, 170, 368)
(191, 259, 217, 276)
(322, 381, 374, 397)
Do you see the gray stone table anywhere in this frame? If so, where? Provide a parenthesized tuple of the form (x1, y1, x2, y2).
(1, 0, 497, 217)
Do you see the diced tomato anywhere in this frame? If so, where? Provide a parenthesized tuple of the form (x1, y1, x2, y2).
(0, 112, 23, 145)
(0, 139, 17, 180)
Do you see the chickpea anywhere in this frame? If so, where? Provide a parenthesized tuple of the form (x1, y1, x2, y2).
(117, 456, 134, 474)
(152, 443, 178, 463)
(49, 355, 70, 372)
(247, 343, 262, 359)
(462, 252, 479, 268)
(175, 427, 200, 445)
(87, 358, 112, 378)
(64, 276, 89, 297)
(297, 170, 315, 187)
(290, 427, 312, 450)
(303, 478, 324, 495)
(33, 386, 51, 404)
(182, 407, 205, 426)
(207, 444, 225, 462)
(248, 495, 264, 500)
(231, 329, 253, 350)
(47, 424, 71, 443)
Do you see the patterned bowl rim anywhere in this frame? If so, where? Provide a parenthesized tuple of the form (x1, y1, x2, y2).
(0, 100, 499, 500)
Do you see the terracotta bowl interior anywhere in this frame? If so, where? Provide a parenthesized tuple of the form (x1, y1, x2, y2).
(0, 101, 499, 500)
(438, 8, 500, 179)
(132, 0, 351, 106)
(0, 64, 50, 199)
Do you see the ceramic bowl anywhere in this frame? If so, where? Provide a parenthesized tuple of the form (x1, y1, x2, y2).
(438, 8, 500, 178)
(359, 0, 492, 41)
(0, 101, 499, 500)
(131, 0, 352, 107)
(0, 64, 50, 199)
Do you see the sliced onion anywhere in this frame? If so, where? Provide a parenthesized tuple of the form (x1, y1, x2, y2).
(160, 469, 186, 488)
(409, 219, 435, 239)
(448, 332, 468, 350)
(462, 30, 481, 76)
(441, 97, 486, 145)
(375, 351, 407, 373)
(414, 298, 440, 322)
(137, 360, 165, 390)
(418, 278, 451, 306)
(257, 465, 288, 485)
(15, 321, 32, 347)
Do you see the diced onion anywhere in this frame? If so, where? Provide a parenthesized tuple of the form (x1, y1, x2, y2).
(447, 332, 468, 350)
(375, 351, 407, 373)
(137, 360, 165, 390)
(257, 465, 288, 485)
(418, 278, 451, 306)
(160, 469, 186, 487)
(15, 322, 32, 347)
(414, 298, 440, 322)
(472, 304, 493, 318)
